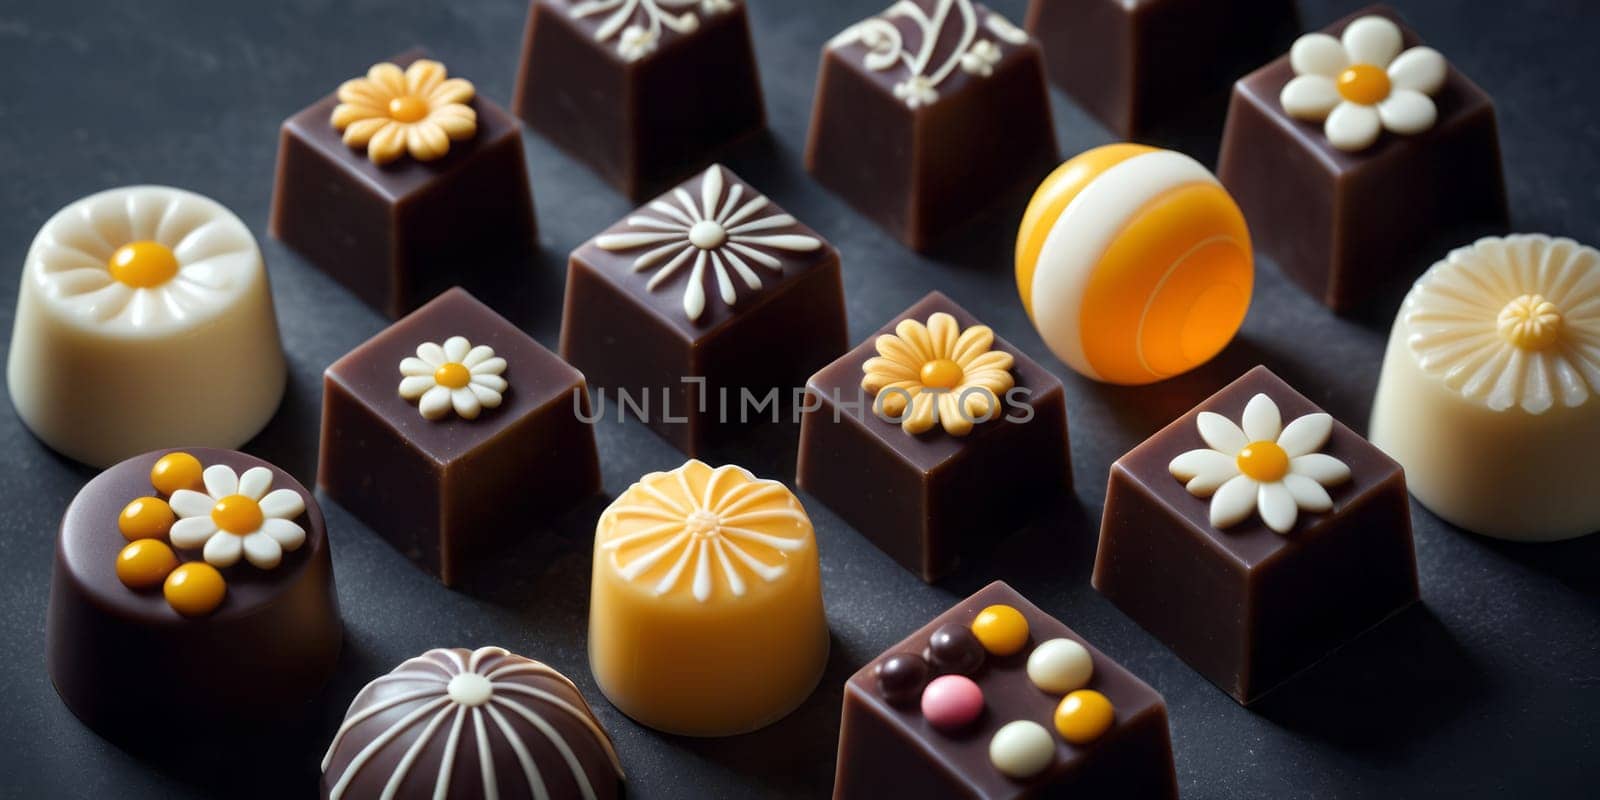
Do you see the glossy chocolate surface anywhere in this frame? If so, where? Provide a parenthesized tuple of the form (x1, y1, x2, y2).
(1217, 6, 1508, 313)
(46, 447, 341, 741)
(796, 291, 1072, 582)
(834, 581, 1177, 799)
(321, 647, 622, 800)
(513, 0, 765, 200)
(1026, 0, 1299, 138)
(806, 1, 1058, 251)
(1094, 366, 1420, 704)
(561, 165, 847, 457)
(270, 50, 537, 319)
(320, 287, 601, 585)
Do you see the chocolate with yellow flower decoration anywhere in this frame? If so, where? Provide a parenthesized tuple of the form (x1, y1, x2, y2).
(862, 312, 1016, 436)
(331, 59, 477, 165)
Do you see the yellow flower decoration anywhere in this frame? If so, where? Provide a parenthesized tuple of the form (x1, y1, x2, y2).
(331, 60, 477, 165)
(862, 312, 1016, 436)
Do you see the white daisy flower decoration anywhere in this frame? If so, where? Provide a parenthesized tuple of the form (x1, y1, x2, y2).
(170, 464, 308, 569)
(398, 335, 508, 421)
(960, 40, 1002, 77)
(1279, 15, 1448, 152)
(1169, 393, 1352, 534)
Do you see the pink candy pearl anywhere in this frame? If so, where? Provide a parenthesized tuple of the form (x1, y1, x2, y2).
(921, 674, 984, 730)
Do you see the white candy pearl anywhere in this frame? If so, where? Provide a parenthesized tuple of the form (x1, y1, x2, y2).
(1027, 638, 1093, 694)
(989, 720, 1055, 779)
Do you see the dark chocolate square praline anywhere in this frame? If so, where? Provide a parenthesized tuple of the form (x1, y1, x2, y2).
(1093, 365, 1419, 704)
(797, 292, 1073, 583)
(560, 164, 848, 457)
(834, 581, 1178, 799)
(270, 50, 538, 319)
(319, 287, 600, 586)
(1217, 6, 1508, 313)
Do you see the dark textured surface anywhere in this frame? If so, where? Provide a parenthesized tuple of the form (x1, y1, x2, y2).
(1, 1, 1596, 797)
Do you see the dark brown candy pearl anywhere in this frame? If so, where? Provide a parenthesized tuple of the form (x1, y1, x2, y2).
(924, 623, 984, 675)
(875, 652, 931, 706)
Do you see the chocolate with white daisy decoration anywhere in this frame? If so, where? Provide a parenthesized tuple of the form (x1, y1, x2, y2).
(1218, 6, 1507, 312)
(46, 447, 341, 741)
(321, 287, 601, 586)
(1094, 365, 1419, 704)
(8, 185, 286, 467)
(1371, 235, 1600, 541)
(322, 646, 623, 800)
(270, 50, 537, 318)
(561, 163, 847, 457)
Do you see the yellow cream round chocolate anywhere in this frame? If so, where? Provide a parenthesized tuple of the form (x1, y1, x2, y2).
(1015, 144, 1253, 385)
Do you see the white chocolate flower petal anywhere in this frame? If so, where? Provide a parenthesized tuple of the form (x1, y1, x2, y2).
(471, 373, 508, 393)
(452, 387, 481, 419)
(1283, 474, 1335, 513)
(462, 345, 495, 368)
(1278, 412, 1334, 457)
(202, 465, 238, 499)
(204, 532, 244, 567)
(1197, 411, 1248, 455)
(237, 466, 273, 500)
(399, 375, 435, 399)
(170, 516, 218, 549)
(399, 357, 434, 376)
(469, 383, 503, 408)
(168, 489, 215, 519)
(419, 385, 452, 419)
(443, 335, 470, 363)
(1258, 481, 1299, 533)
(471, 356, 507, 376)
(1325, 102, 1382, 151)
(1387, 46, 1447, 94)
(1342, 15, 1402, 68)
(242, 532, 284, 569)
(1378, 89, 1437, 135)
(1290, 32, 1348, 77)
(416, 341, 447, 366)
(259, 488, 306, 520)
(1281, 75, 1341, 121)
(262, 517, 307, 551)
(1291, 453, 1352, 485)
(1210, 475, 1260, 529)
(1241, 394, 1282, 442)
(1169, 449, 1239, 495)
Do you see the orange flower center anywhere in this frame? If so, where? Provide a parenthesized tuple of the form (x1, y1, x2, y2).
(108, 241, 179, 288)
(1337, 64, 1391, 105)
(919, 358, 964, 390)
(1236, 441, 1290, 482)
(434, 362, 471, 389)
(211, 494, 264, 535)
(388, 95, 429, 123)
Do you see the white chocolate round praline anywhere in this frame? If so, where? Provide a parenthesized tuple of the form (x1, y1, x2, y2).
(989, 720, 1055, 779)
(1026, 638, 1094, 694)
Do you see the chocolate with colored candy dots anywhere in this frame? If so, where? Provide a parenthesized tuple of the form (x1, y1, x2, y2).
(833, 581, 1178, 799)
(1024, 0, 1299, 137)
(1095, 365, 1420, 704)
(561, 163, 848, 457)
(512, 0, 766, 200)
(1217, 7, 1508, 312)
(319, 287, 601, 586)
(47, 447, 341, 741)
(270, 51, 537, 319)
(806, 0, 1058, 251)
(588, 460, 828, 736)
(797, 291, 1072, 582)
(322, 646, 624, 799)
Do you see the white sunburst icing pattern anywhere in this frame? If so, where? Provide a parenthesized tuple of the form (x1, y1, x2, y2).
(829, 0, 1030, 108)
(1403, 235, 1600, 414)
(24, 185, 261, 335)
(598, 460, 812, 603)
(593, 165, 823, 321)
(569, 0, 732, 62)
(322, 647, 624, 800)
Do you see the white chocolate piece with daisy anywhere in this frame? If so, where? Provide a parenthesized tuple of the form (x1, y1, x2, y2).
(1279, 14, 1448, 152)
(7, 185, 287, 467)
(1371, 235, 1600, 541)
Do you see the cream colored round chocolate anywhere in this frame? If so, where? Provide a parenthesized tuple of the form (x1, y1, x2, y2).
(989, 720, 1055, 779)
(7, 186, 286, 467)
(1027, 637, 1094, 694)
(1370, 234, 1600, 541)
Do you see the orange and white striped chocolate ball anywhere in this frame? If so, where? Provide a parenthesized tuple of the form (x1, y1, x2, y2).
(1015, 144, 1253, 385)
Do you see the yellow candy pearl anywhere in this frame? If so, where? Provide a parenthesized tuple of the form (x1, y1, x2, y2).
(118, 496, 175, 541)
(1236, 440, 1290, 483)
(919, 359, 964, 390)
(164, 562, 227, 617)
(434, 362, 471, 389)
(1337, 63, 1392, 105)
(150, 452, 204, 495)
(971, 604, 1030, 656)
(1054, 689, 1115, 745)
(107, 241, 180, 288)
(388, 95, 428, 123)
(116, 540, 179, 590)
(211, 494, 264, 535)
